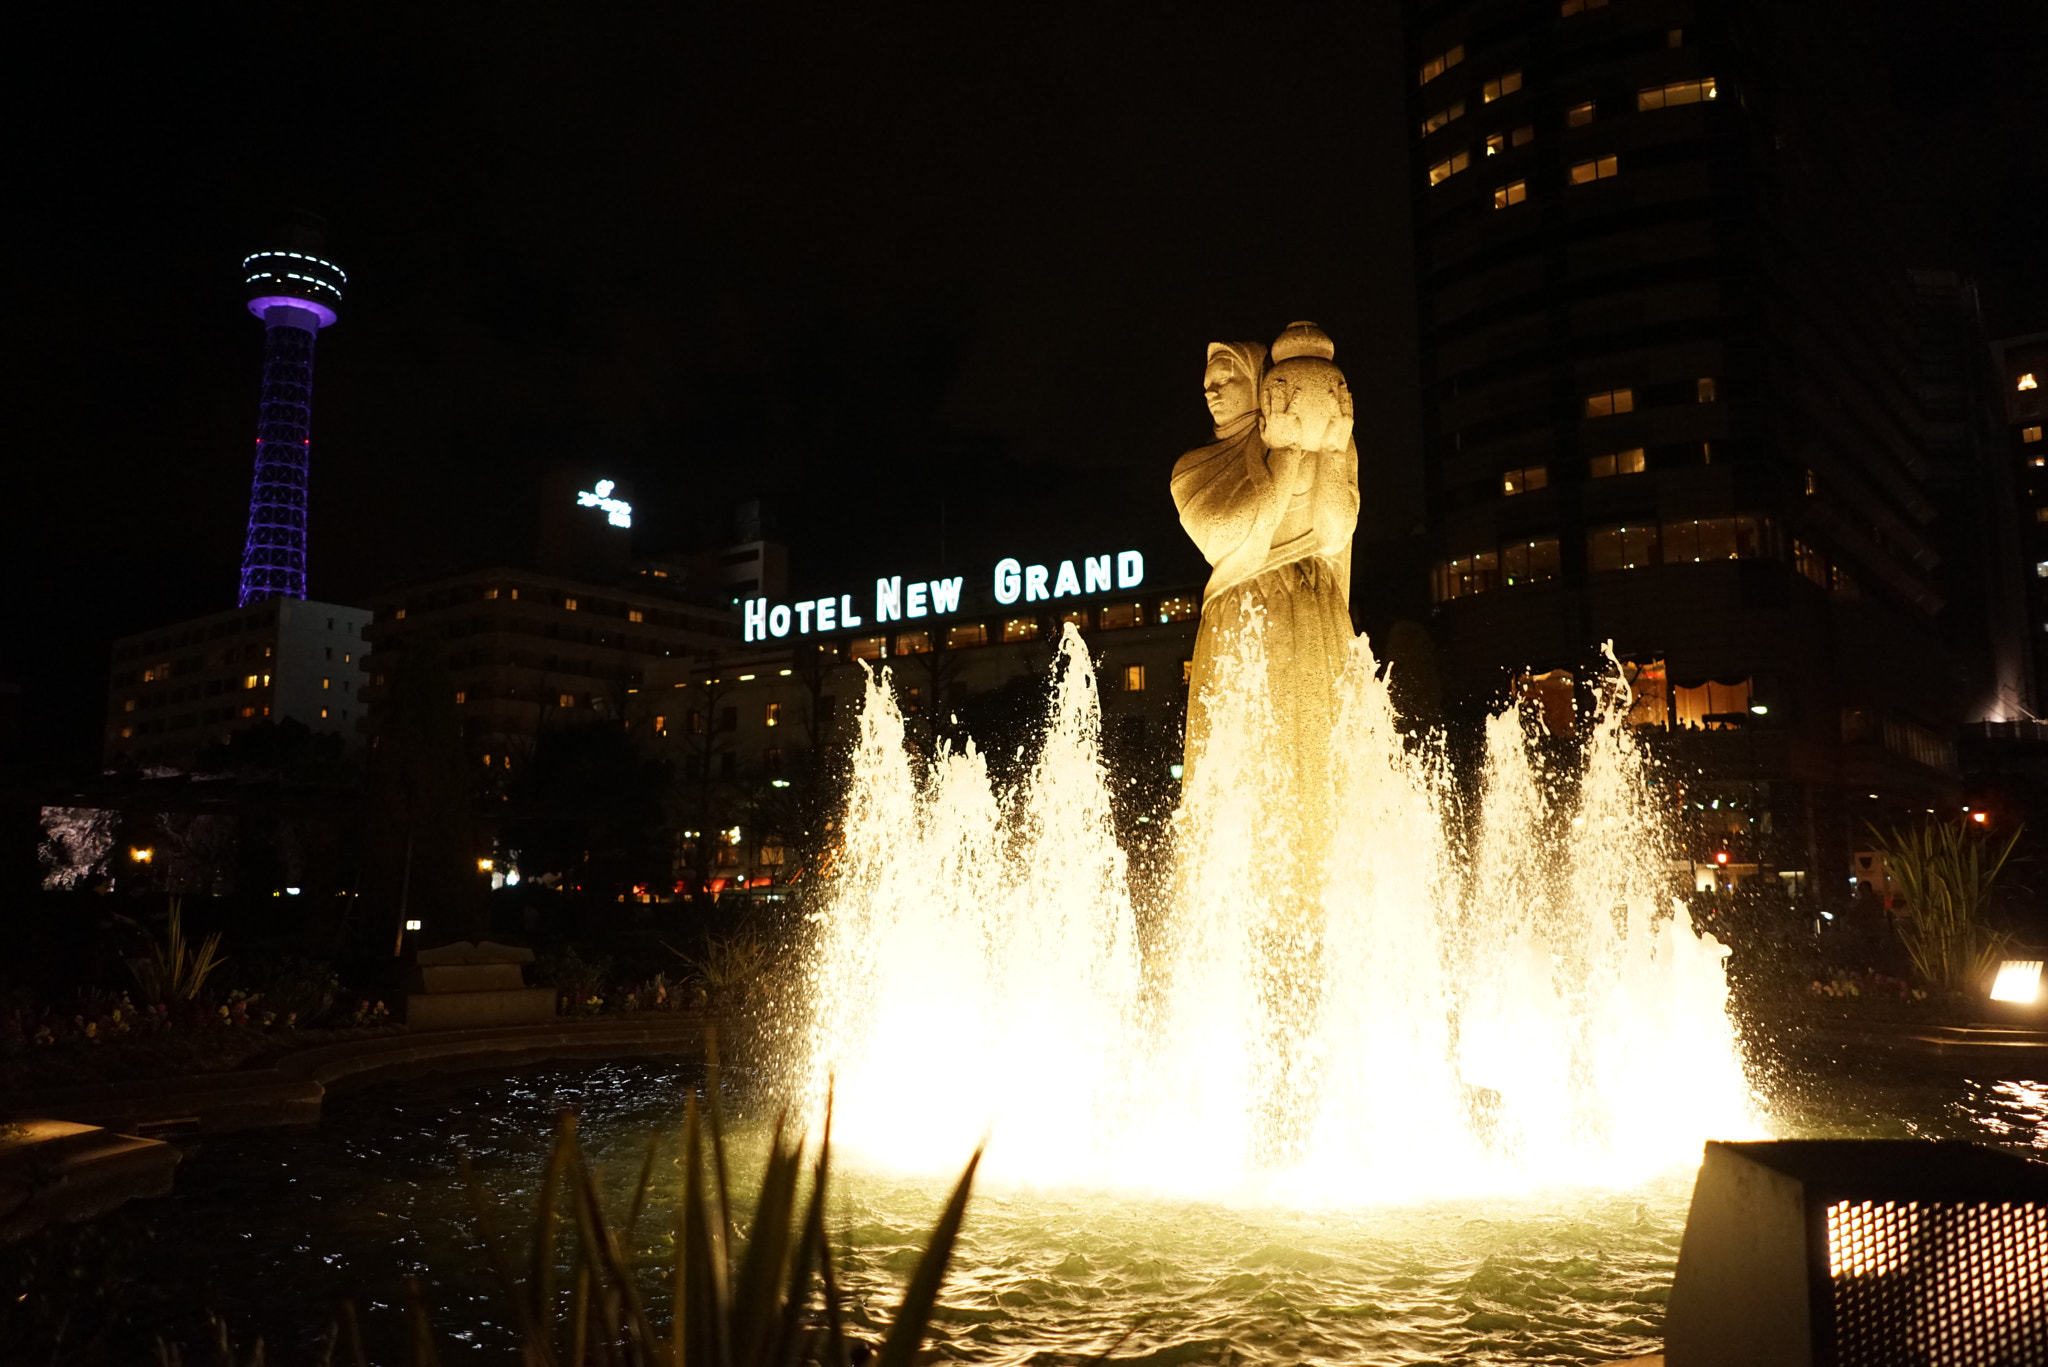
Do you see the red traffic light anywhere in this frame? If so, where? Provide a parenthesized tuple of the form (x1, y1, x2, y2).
(1715, 851, 1729, 865)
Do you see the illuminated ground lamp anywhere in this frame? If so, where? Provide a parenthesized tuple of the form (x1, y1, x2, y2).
(1664, 1140, 2048, 1365)
(1985, 958, 2046, 1026)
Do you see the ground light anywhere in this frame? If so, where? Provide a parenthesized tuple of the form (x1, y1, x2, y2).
(1989, 959, 2042, 1004)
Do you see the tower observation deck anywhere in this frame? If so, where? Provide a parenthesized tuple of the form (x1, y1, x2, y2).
(238, 218, 345, 606)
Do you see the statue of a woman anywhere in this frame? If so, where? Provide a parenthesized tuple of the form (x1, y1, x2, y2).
(1171, 322, 1359, 806)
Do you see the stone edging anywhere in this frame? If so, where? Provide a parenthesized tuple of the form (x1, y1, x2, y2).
(0, 1015, 715, 1137)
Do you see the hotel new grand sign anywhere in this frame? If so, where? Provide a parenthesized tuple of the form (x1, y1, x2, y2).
(743, 549, 1147, 643)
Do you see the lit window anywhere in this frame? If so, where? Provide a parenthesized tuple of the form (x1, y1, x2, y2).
(509, 588, 519, 600)
(1493, 180, 1528, 208)
(1805, 469, 1818, 495)
(319, 708, 329, 719)
(1482, 71, 1523, 103)
(120, 726, 133, 739)
(1502, 465, 1548, 495)
(1674, 678, 1752, 730)
(1666, 27, 1683, 47)
(1795, 540, 1829, 587)
(1511, 126, 1532, 149)
(1001, 618, 1040, 643)
(849, 636, 886, 660)
(343, 652, 352, 663)
(1061, 610, 1089, 630)
(763, 702, 781, 728)
(559, 692, 575, 707)
(393, 608, 406, 620)
(1503, 537, 1561, 585)
(241, 705, 258, 718)
(1637, 77, 1717, 111)
(564, 597, 578, 611)
(1567, 101, 1595, 127)
(1587, 523, 1661, 571)
(1123, 664, 1147, 692)
(1697, 377, 1718, 402)
(1623, 659, 1667, 729)
(629, 609, 644, 623)
(2033, 457, 2046, 468)
(1419, 44, 1464, 85)
(1157, 596, 1198, 623)
(454, 690, 466, 705)
(1437, 550, 1502, 600)
(1561, 0, 1608, 12)
(1585, 387, 1634, 416)
(2020, 373, 2039, 391)
(1486, 133, 1503, 156)
(482, 754, 492, 768)
(895, 631, 933, 655)
(1099, 603, 1142, 629)
(1429, 150, 1470, 184)
(1420, 100, 1466, 137)
(1589, 447, 1646, 477)
(1182, 659, 1194, 685)
(2025, 426, 2043, 443)
(484, 588, 499, 600)
(1569, 154, 1619, 184)
(321, 676, 332, 690)
(244, 674, 260, 689)
(946, 623, 987, 648)
(1662, 515, 1764, 562)
(2035, 508, 2048, 523)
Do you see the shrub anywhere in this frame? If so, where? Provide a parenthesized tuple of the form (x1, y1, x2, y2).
(1870, 818, 2024, 996)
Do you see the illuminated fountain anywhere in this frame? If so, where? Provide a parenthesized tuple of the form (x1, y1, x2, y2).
(796, 323, 1752, 1203)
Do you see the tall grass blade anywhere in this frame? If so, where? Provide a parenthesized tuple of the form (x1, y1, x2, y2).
(570, 1152, 660, 1362)
(873, 1145, 983, 1367)
(341, 1301, 366, 1367)
(458, 1150, 557, 1365)
(729, 1117, 800, 1366)
(534, 1111, 579, 1336)
(625, 1132, 661, 1244)
(403, 1276, 443, 1367)
(703, 1030, 736, 1258)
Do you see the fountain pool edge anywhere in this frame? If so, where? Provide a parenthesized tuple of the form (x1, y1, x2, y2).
(0, 1014, 716, 1138)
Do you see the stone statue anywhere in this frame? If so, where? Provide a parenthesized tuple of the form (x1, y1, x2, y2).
(1171, 321, 1359, 805)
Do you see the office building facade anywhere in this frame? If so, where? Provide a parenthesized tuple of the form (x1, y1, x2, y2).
(1403, 0, 2017, 889)
(104, 598, 372, 770)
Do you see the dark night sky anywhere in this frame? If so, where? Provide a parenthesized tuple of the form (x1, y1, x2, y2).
(5, 1, 2046, 774)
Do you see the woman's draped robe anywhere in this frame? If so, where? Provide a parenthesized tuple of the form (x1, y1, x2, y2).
(1171, 410, 1360, 869)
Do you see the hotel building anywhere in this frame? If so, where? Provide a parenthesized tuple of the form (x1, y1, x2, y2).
(1402, 0, 2028, 889)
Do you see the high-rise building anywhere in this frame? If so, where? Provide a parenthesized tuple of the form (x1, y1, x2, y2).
(1992, 331, 2048, 689)
(1401, 0, 2017, 889)
(104, 598, 371, 770)
(238, 215, 345, 606)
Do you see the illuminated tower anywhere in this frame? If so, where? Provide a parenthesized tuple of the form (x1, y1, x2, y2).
(237, 220, 345, 606)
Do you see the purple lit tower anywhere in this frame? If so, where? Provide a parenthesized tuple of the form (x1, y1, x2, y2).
(237, 222, 345, 605)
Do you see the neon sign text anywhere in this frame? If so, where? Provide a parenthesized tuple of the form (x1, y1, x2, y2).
(576, 479, 634, 528)
(741, 549, 1145, 643)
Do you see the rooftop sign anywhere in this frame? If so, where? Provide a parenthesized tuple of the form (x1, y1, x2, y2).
(743, 549, 1145, 643)
(576, 479, 633, 529)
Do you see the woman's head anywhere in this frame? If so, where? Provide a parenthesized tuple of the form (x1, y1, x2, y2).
(1203, 341, 1267, 426)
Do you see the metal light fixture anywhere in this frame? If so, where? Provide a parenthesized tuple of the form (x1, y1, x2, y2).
(1990, 960, 2042, 1005)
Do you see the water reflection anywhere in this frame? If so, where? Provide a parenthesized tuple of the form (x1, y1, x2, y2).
(88, 1058, 2046, 1365)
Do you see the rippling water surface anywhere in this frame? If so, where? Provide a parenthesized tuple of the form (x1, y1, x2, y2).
(78, 1052, 2045, 1364)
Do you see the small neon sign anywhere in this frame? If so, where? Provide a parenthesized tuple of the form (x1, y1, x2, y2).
(576, 479, 633, 528)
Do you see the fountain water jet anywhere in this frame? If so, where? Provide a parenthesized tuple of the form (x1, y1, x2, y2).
(796, 623, 1753, 1203)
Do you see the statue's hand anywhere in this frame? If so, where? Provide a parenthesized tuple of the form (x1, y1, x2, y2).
(1325, 383, 1355, 453)
(1261, 388, 1303, 450)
